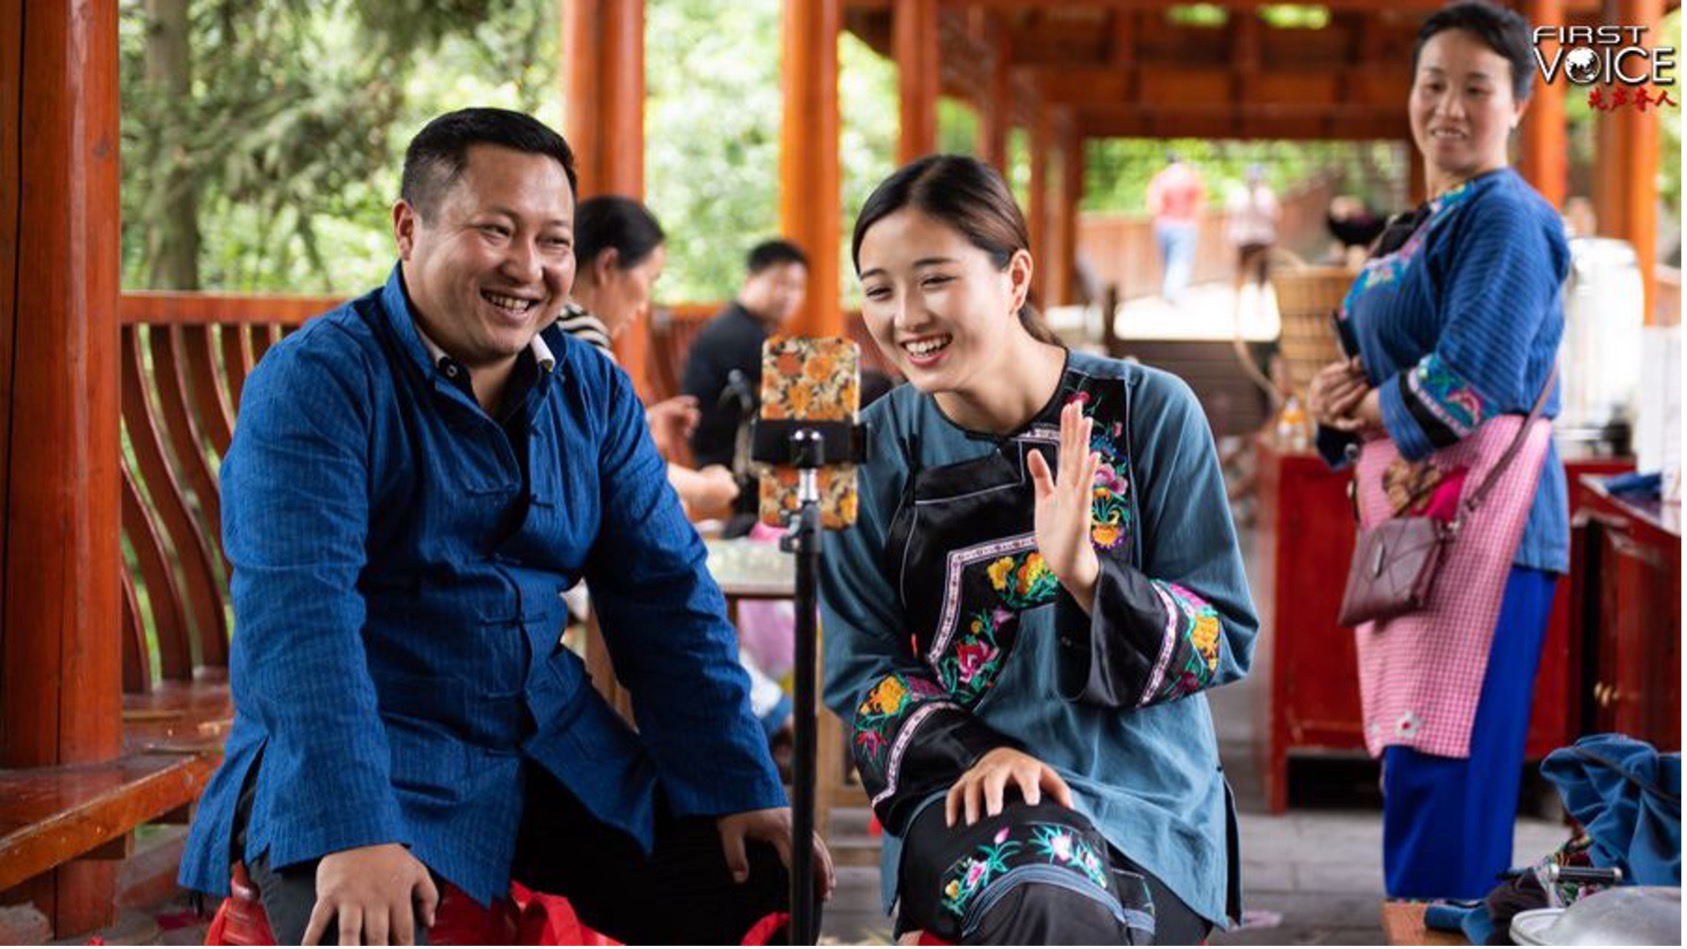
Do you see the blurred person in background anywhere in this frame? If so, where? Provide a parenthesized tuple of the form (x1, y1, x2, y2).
(1147, 152, 1206, 305)
(682, 239, 809, 534)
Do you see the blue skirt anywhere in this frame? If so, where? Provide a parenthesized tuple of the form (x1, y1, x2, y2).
(1381, 565, 1558, 900)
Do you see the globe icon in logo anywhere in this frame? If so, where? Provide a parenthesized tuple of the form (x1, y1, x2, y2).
(1564, 47, 1601, 84)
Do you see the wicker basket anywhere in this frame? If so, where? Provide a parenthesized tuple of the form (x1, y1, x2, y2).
(1271, 265, 1356, 400)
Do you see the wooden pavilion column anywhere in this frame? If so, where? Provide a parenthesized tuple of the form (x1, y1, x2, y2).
(1, 0, 124, 935)
(976, 13, 1011, 173)
(894, 0, 939, 165)
(1519, 0, 1568, 208)
(1593, 0, 1662, 321)
(1027, 107, 1050, 307)
(1050, 121, 1085, 307)
(562, 0, 651, 393)
(780, 0, 843, 338)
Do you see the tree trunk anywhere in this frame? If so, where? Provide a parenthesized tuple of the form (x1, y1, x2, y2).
(144, 0, 199, 289)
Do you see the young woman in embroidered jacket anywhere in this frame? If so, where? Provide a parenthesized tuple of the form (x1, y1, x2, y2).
(818, 154, 1257, 944)
(1307, 1, 1570, 901)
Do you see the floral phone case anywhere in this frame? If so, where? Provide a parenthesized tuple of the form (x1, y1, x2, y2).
(756, 335, 860, 529)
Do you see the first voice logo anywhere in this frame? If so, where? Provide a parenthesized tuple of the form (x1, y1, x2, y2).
(1534, 25, 1678, 112)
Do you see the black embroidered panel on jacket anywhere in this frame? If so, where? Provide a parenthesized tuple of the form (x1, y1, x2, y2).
(879, 371, 1137, 708)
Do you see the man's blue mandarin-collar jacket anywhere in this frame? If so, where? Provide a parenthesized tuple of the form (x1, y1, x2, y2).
(179, 267, 785, 906)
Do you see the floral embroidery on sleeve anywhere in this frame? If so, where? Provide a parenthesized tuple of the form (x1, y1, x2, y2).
(1141, 580, 1223, 705)
(853, 673, 950, 769)
(852, 672, 975, 812)
(1400, 352, 1495, 447)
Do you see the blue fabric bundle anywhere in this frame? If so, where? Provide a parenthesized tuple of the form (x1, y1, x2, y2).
(1540, 733, 1681, 886)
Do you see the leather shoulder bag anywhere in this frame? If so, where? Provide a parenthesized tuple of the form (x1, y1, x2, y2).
(1336, 367, 1556, 627)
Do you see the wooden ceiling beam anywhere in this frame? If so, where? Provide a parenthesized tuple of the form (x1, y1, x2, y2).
(1077, 106, 1410, 141)
(847, 0, 1479, 11)
(845, 1, 1642, 17)
(1108, 8, 1135, 67)
(1021, 65, 1409, 108)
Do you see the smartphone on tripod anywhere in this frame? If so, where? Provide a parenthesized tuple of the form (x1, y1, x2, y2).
(755, 335, 861, 530)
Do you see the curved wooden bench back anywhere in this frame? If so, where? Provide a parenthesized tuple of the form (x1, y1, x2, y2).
(117, 294, 336, 694)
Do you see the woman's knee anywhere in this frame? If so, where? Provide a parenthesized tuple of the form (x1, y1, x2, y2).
(899, 799, 1150, 943)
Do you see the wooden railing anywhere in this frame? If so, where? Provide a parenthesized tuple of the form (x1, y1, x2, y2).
(0, 294, 334, 936)
(118, 294, 332, 700)
(1076, 174, 1342, 301)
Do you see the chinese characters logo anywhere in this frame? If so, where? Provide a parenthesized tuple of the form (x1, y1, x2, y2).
(1533, 25, 1677, 112)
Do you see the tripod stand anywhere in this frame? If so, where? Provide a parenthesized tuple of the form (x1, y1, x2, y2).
(752, 416, 865, 945)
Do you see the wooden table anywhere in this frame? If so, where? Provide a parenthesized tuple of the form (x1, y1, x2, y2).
(1380, 902, 1468, 946)
(582, 537, 870, 847)
(703, 538, 796, 617)
(704, 539, 873, 848)
(1570, 476, 1681, 749)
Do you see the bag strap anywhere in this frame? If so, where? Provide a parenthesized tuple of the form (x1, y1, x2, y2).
(1459, 365, 1558, 520)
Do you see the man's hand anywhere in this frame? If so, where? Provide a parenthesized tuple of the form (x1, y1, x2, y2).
(716, 807, 835, 902)
(303, 843, 439, 946)
(946, 747, 1074, 827)
(1027, 401, 1102, 611)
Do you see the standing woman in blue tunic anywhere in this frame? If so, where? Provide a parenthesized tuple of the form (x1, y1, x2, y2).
(819, 154, 1257, 944)
(1308, 0, 1570, 902)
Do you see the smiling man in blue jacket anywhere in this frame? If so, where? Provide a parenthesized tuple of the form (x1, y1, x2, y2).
(178, 108, 831, 945)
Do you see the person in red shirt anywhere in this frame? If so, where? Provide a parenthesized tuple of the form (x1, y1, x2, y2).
(1146, 153, 1206, 305)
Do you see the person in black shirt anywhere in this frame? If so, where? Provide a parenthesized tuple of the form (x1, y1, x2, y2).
(681, 239, 808, 530)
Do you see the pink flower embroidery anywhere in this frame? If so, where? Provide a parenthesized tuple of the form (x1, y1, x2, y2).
(994, 826, 1011, 845)
(855, 730, 885, 759)
(955, 640, 997, 681)
(1049, 831, 1073, 862)
(963, 860, 987, 888)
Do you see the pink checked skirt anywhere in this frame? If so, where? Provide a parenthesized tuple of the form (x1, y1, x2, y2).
(1352, 416, 1553, 759)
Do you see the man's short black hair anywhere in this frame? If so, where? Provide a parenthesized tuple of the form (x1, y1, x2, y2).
(1411, 0, 1536, 102)
(745, 239, 808, 276)
(400, 108, 578, 222)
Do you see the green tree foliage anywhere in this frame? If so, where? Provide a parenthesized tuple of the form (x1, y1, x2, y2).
(644, 0, 782, 303)
(119, 1, 1677, 295)
(119, 0, 551, 292)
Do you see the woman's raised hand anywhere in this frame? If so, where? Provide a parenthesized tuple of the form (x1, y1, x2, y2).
(946, 747, 1075, 827)
(1027, 400, 1102, 612)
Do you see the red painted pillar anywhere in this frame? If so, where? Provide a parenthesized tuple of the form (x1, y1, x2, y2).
(780, 0, 843, 338)
(894, 0, 939, 166)
(563, 0, 651, 391)
(1520, 0, 1568, 207)
(1, 0, 124, 935)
